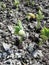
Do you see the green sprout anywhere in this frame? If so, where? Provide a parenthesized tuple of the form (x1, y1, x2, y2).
(31, 1, 35, 6)
(39, 27, 49, 45)
(36, 10, 44, 28)
(41, 27, 49, 40)
(14, 20, 25, 37)
(13, 0, 20, 8)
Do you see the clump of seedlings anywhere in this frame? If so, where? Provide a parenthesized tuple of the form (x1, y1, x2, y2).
(36, 10, 44, 28)
(13, 0, 20, 9)
(39, 27, 49, 45)
(14, 20, 25, 37)
(26, 13, 36, 20)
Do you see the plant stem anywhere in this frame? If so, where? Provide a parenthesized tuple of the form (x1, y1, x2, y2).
(37, 21, 41, 29)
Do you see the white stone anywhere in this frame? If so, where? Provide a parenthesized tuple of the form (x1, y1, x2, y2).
(15, 53, 21, 58)
(33, 50, 43, 58)
(8, 25, 14, 34)
(2, 42, 11, 51)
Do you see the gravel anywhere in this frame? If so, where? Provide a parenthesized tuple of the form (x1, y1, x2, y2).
(0, 0, 49, 65)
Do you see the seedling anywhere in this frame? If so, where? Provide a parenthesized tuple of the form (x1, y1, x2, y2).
(13, 0, 20, 8)
(36, 10, 44, 28)
(41, 27, 49, 40)
(14, 20, 25, 37)
(31, 1, 35, 6)
(39, 27, 49, 45)
(26, 13, 35, 20)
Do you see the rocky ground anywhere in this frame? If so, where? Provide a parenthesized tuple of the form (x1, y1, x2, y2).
(0, 0, 49, 65)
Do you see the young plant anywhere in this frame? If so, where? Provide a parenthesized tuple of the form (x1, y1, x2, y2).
(39, 27, 49, 45)
(41, 27, 49, 40)
(25, 0, 35, 6)
(14, 20, 25, 37)
(31, 1, 35, 6)
(36, 10, 44, 28)
(13, 0, 20, 8)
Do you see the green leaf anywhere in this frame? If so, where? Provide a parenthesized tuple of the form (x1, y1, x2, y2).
(40, 35, 48, 41)
(32, 1, 35, 6)
(14, 0, 19, 7)
(39, 10, 42, 15)
(17, 20, 23, 30)
(36, 10, 44, 21)
(36, 10, 44, 29)
(14, 20, 24, 35)
(36, 14, 40, 21)
(41, 27, 49, 40)
(14, 26, 20, 34)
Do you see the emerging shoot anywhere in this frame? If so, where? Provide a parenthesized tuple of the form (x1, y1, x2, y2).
(14, 20, 25, 37)
(39, 27, 49, 45)
(36, 10, 44, 28)
(13, 0, 20, 8)
(41, 27, 49, 40)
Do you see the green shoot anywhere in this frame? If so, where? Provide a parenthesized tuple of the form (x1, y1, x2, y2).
(14, 20, 25, 37)
(39, 27, 49, 45)
(41, 27, 49, 40)
(32, 1, 35, 6)
(36, 10, 44, 28)
(13, 0, 20, 8)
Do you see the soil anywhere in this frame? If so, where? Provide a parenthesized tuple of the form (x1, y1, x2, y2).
(0, 0, 49, 65)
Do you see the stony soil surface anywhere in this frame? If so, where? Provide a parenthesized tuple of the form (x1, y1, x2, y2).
(0, 0, 49, 65)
